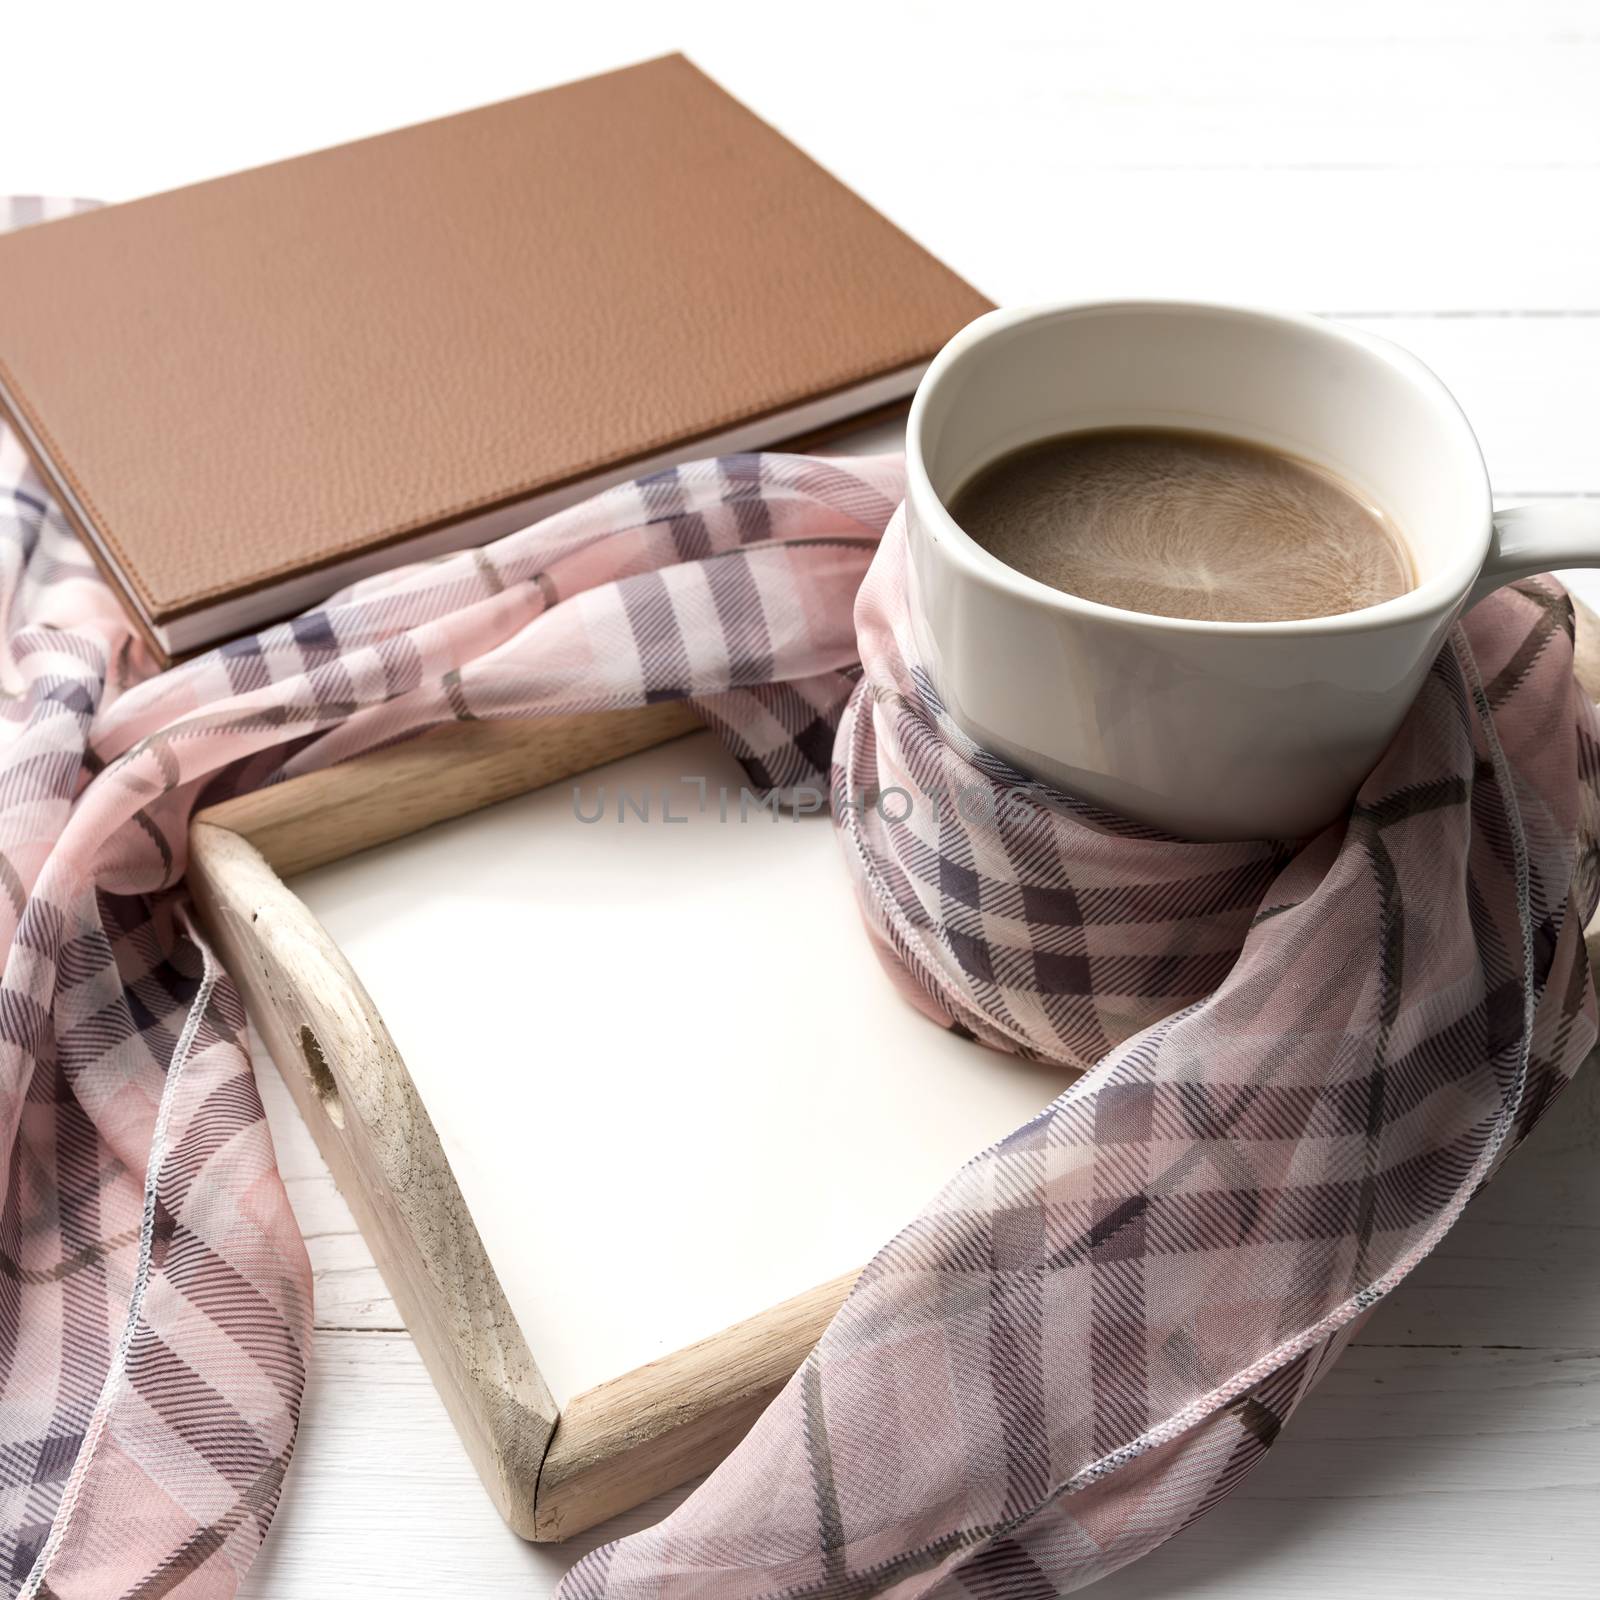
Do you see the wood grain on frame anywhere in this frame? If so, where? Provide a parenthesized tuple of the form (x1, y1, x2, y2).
(188, 818, 559, 1535)
(199, 702, 702, 877)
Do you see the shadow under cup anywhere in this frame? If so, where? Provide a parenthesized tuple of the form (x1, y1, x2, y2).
(903, 300, 1496, 841)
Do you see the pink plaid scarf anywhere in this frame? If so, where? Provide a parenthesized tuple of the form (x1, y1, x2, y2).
(3, 196, 1596, 1599)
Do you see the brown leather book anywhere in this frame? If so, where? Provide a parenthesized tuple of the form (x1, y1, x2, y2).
(0, 55, 988, 662)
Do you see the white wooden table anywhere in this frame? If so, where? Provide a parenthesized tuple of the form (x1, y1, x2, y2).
(4, 2, 1598, 1593)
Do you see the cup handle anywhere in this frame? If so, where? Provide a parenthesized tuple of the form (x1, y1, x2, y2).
(1466, 500, 1600, 609)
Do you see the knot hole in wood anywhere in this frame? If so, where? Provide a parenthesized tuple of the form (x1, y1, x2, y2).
(298, 1025, 346, 1128)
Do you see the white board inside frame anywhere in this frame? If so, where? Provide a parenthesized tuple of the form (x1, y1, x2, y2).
(293, 727, 1067, 1406)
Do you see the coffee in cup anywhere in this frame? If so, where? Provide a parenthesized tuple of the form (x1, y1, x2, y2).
(947, 426, 1414, 625)
(905, 300, 1600, 839)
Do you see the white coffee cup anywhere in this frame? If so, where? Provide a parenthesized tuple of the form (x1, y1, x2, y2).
(905, 300, 1600, 840)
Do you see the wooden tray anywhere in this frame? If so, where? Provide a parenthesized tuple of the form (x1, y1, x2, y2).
(187, 704, 1062, 1541)
(190, 594, 1600, 1546)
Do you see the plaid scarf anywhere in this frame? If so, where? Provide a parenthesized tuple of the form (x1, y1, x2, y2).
(2, 198, 1595, 1600)
(566, 512, 1600, 1599)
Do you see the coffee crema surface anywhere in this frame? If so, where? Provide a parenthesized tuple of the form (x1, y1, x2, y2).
(948, 426, 1414, 623)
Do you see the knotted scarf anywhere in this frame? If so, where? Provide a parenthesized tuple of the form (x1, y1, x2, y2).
(2, 196, 1595, 1599)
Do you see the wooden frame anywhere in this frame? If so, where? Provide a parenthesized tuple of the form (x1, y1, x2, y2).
(188, 596, 1600, 1543)
(186, 706, 860, 1541)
